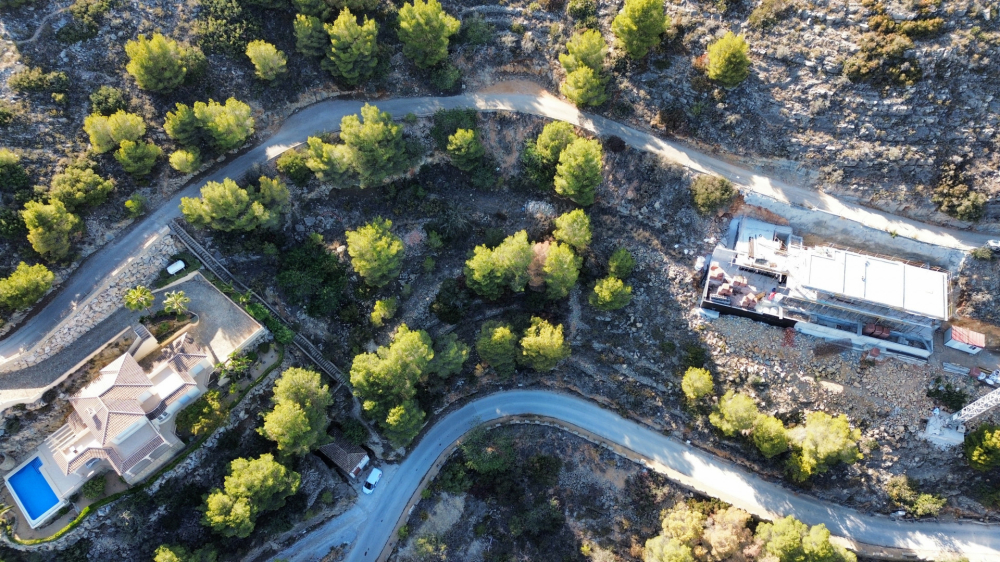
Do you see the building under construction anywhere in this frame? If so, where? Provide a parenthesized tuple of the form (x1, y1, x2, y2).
(701, 218, 953, 359)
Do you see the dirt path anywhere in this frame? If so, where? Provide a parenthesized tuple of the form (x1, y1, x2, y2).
(13, 7, 68, 45)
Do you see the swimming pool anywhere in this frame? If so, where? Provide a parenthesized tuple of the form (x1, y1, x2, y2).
(6, 457, 60, 522)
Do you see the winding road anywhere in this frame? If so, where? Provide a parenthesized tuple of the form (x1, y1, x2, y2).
(279, 390, 999, 562)
(1, 84, 993, 559)
(0, 84, 985, 367)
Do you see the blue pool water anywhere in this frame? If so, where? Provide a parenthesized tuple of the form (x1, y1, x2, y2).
(7, 457, 60, 521)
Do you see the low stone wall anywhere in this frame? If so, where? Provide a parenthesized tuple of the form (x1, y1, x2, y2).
(0, 232, 181, 376)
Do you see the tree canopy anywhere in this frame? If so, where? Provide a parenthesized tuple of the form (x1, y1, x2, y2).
(397, 0, 460, 69)
(246, 40, 287, 81)
(123, 285, 154, 312)
(553, 209, 592, 251)
(293, 14, 328, 58)
(756, 516, 857, 562)
(180, 176, 289, 232)
(339, 104, 408, 186)
(22, 200, 80, 261)
(125, 33, 200, 92)
(709, 391, 761, 437)
(519, 317, 570, 371)
(464, 230, 533, 300)
(561, 67, 608, 107)
(345, 217, 404, 287)
(48, 167, 115, 211)
(786, 411, 862, 482)
(260, 367, 333, 457)
(965, 423, 1000, 471)
(193, 98, 255, 152)
(611, 0, 668, 59)
(707, 32, 752, 88)
(446, 128, 485, 172)
(589, 276, 632, 310)
(0, 262, 54, 311)
(476, 320, 519, 377)
(202, 454, 301, 538)
(542, 241, 581, 300)
(681, 367, 713, 402)
(560, 29, 607, 74)
(553, 137, 602, 205)
(324, 9, 379, 85)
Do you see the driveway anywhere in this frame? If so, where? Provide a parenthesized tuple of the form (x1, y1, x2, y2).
(280, 390, 997, 562)
(0, 83, 983, 365)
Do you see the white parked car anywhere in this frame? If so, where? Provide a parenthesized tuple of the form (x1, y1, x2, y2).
(987, 240, 1000, 252)
(362, 467, 382, 494)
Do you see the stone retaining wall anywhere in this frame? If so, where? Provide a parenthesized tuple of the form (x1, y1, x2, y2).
(0, 233, 181, 376)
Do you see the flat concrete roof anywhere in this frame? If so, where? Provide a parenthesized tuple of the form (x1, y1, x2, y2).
(787, 245, 949, 321)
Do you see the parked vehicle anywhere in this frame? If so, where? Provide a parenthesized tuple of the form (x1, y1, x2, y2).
(987, 240, 1000, 252)
(362, 467, 382, 494)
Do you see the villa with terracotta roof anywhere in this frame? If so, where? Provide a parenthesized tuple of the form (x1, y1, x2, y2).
(3, 271, 267, 529)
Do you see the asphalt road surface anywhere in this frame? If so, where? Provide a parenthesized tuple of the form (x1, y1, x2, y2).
(0, 86, 985, 365)
(280, 390, 998, 562)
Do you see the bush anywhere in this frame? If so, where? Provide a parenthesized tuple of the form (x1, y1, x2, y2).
(246, 40, 287, 81)
(681, 366, 713, 402)
(370, 297, 398, 327)
(843, 31, 920, 86)
(561, 67, 608, 107)
(197, 0, 262, 55)
(48, 167, 116, 211)
(608, 247, 635, 279)
(707, 32, 751, 87)
(125, 194, 148, 218)
(293, 13, 328, 58)
(886, 475, 946, 517)
(541, 241, 582, 300)
(460, 13, 493, 45)
(339, 104, 408, 187)
(169, 148, 202, 174)
(519, 317, 570, 371)
(926, 376, 968, 411)
(277, 150, 312, 186)
(57, 0, 112, 42)
(125, 34, 202, 92)
(430, 108, 477, 149)
(965, 423, 1000, 471)
(786, 412, 862, 482)
(971, 246, 994, 261)
(690, 175, 736, 214)
(115, 140, 163, 178)
(22, 200, 81, 261)
(0, 100, 17, 126)
(430, 278, 471, 324)
(709, 391, 760, 437)
(181, 176, 289, 232)
(932, 163, 985, 222)
(447, 128, 485, 171)
(566, 0, 597, 28)
(0, 148, 31, 194)
(89, 86, 128, 116)
(341, 418, 367, 446)
(427, 333, 470, 378)
(748, 0, 793, 30)
(753, 415, 789, 458)
(81, 476, 106, 500)
(589, 276, 632, 310)
(276, 234, 347, 316)
(476, 320, 519, 377)
(465, 230, 533, 300)
(8, 67, 68, 93)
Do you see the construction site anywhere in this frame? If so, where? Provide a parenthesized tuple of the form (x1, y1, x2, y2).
(699, 217, 1000, 452)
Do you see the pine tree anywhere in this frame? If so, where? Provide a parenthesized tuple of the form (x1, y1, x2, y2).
(553, 137, 602, 205)
(542, 241, 581, 300)
(0, 262, 54, 311)
(345, 217, 404, 287)
(589, 275, 632, 310)
(115, 140, 162, 178)
(202, 454, 300, 538)
(246, 40, 288, 81)
(707, 32, 751, 88)
(125, 33, 195, 92)
(48, 167, 115, 211)
(163, 103, 202, 147)
(84, 111, 147, 154)
(339, 103, 408, 186)
(293, 14, 329, 58)
(446, 128, 484, 171)
(169, 148, 202, 174)
(384, 400, 425, 445)
(681, 366, 714, 402)
(476, 320, 518, 377)
(519, 317, 570, 371)
(610, 0, 668, 59)
(21, 200, 81, 261)
(180, 177, 288, 232)
(303, 137, 353, 182)
(559, 29, 607, 73)
(426, 333, 469, 378)
(754, 415, 789, 458)
(323, 9, 379, 86)
(259, 367, 332, 457)
(709, 391, 761, 437)
(193, 98, 255, 152)
(552, 208, 592, 251)
(397, 0, 460, 69)
(561, 66, 608, 107)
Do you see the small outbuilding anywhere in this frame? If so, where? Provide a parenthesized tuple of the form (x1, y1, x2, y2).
(944, 326, 985, 355)
(317, 431, 369, 479)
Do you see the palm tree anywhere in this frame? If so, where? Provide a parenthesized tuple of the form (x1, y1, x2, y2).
(163, 290, 191, 316)
(123, 285, 154, 312)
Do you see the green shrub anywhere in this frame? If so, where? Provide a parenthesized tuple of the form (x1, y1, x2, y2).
(971, 246, 994, 260)
(341, 418, 367, 445)
(608, 247, 635, 278)
(371, 297, 398, 327)
(277, 234, 347, 317)
(430, 278, 470, 324)
(430, 108, 477, 149)
(476, 320, 519, 377)
(0, 262, 55, 311)
(843, 32, 920, 86)
(748, 0, 793, 30)
(460, 13, 493, 45)
(277, 149, 312, 186)
(9, 67, 69, 93)
(0, 148, 31, 194)
(589, 276, 632, 310)
(926, 376, 968, 411)
(681, 366, 713, 402)
(690, 175, 736, 214)
(89, 86, 128, 116)
(932, 164, 985, 222)
(125, 194, 148, 218)
(0, 100, 17, 126)
(81, 476, 106, 500)
(965, 423, 1000, 471)
(56, 0, 113, 42)
(175, 389, 229, 438)
(567, 0, 597, 28)
(707, 32, 751, 87)
(753, 415, 789, 458)
(196, 0, 262, 55)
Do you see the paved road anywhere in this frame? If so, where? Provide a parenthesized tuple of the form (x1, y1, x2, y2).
(0, 86, 986, 365)
(0, 86, 984, 365)
(279, 390, 998, 562)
